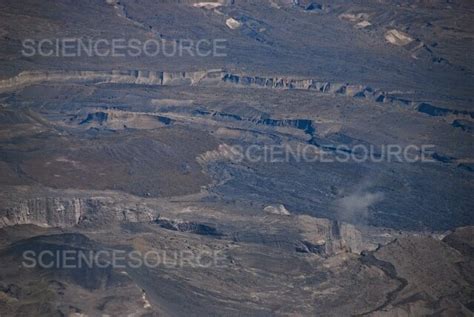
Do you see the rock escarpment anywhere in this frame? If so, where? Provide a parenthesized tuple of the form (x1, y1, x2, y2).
(0, 69, 398, 105)
(3, 69, 467, 115)
(0, 196, 155, 228)
(0, 69, 223, 91)
(296, 215, 373, 256)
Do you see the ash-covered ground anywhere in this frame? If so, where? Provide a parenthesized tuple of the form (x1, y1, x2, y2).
(0, 0, 473, 316)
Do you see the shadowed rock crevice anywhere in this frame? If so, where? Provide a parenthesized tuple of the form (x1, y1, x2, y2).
(417, 102, 474, 118)
(153, 217, 223, 237)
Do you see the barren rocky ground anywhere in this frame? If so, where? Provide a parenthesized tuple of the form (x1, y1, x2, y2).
(0, 0, 473, 316)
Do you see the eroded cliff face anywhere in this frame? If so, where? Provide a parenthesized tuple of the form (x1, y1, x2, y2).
(4, 69, 461, 114)
(0, 69, 368, 95)
(0, 191, 375, 257)
(0, 69, 398, 105)
(151, 212, 374, 256)
(0, 198, 83, 228)
(3, 68, 448, 114)
(0, 69, 222, 91)
(0, 196, 155, 228)
(296, 215, 373, 256)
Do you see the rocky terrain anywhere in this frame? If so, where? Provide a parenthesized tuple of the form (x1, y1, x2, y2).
(0, 0, 473, 316)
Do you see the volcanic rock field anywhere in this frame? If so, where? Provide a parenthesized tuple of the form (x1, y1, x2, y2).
(0, 0, 473, 316)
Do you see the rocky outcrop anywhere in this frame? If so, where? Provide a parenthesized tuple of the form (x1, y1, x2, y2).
(153, 216, 223, 237)
(0, 69, 224, 91)
(226, 17, 241, 29)
(194, 109, 316, 136)
(75, 110, 173, 130)
(0, 69, 375, 99)
(263, 204, 291, 215)
(0, 197, 155, 228)
(0, 198, 84, 228)
(385, 29, 414, 46)
(3, 69, 465, 114)
(417, 102, 474, 118)
(196, 143, 243, 165)
(296, 215, 375, 256)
